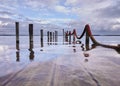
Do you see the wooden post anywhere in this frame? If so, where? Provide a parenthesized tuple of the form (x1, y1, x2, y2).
(85, 30, 89, 50)
(55, 31, 58, 42)
(15, 22, 19, 50)
(29, 24, 33, 50)
(69, 31, 71, 44)
(40, 29, 43, 47)
(50, 32, 52, 44)
(73, 34, 76, 43)
(28, 24, 34, 61)
(63, 29, 64, 44)
(65, 31, 68, 42)
(15, 22, 20, 61)
(55, 31, 58, 45)
(53, 32, 55, 42)
(47, 31, 50, 45)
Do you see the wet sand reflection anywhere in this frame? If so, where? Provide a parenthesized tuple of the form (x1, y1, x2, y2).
(16, 40, 20, 62)
(16, 51, 20, 62)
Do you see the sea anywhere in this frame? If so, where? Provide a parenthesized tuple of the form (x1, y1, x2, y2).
(0, 35, 120, 76)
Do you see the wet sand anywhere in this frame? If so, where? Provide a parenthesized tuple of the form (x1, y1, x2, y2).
(0, 43, 120, 86)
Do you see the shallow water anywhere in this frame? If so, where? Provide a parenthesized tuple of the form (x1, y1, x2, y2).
(0, 36, 120, 66)
(0, 36, 120, 86)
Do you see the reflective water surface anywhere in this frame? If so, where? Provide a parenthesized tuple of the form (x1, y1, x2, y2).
(0, 36, 120, 86)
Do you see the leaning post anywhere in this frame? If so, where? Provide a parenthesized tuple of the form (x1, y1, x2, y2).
(85, 30, 89, 50)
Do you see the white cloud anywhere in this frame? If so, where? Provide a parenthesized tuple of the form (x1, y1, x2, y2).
(65, 0, 79, 6)
(112, 25, 120, 31)
(54, 5, 70, 14)
(116, 18, 120, 23)
(24, 0, 59, 10)
(0, 21, 2, 25)
(34, 18, 74, 25)
(2, 14, 10, 18)
(0, 0, 120, 35)
(0, 20, 9, 27)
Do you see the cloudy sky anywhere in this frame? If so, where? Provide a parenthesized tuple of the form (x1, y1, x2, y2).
(0, 0, 120, 35)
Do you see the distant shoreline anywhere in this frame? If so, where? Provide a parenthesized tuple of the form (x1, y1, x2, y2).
(0, 34, 120, 36)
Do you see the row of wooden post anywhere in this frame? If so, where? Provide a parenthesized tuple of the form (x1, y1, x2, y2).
(64, 30, 90, 50)
(16, 23, 59, 61)
(47, 31, 58, 44)
(64, 31, 76, 44)
(15, 22, 60, 51)
(16, 22, 90, 51)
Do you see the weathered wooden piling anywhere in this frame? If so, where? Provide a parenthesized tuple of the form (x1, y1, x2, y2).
(29, 24, 33, 42)
(69, 31, 71, 44)
(47, 31, 50, 45)
(15, 22, 19, 50)
(65, 31, 68, 42)
(55, 31, 58, 45)
(53, 32, 55, 42)
(29, 39, 34, 51)
(16, 42, 19, 50)
(50, 32, 52, 42)
(85, 30, 89, 50)
(73, 34, 76, 43)
(55, 31, 58, 42)
(29, 24, 33, 50)
(40, 29, 44, 47)
(63, 29, 65, 44)
(28, 24, 34, 60)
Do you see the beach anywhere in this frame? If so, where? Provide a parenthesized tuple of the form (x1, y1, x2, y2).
(0, 36, 120, 86)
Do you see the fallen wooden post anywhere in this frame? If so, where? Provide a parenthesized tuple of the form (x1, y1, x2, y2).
(71, 24, 120, 53)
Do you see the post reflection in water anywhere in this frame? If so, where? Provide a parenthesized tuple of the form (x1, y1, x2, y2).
(72, 44, 76, 53)
(82, 43, 93, 63)
(16, 42, 20, 62)
(84, 59, 88, 62)
(16, 51, 20, 62)
(81, 44, 84, 51)
(83, 43, 98, 62)
(29, 41, 34, 61)
(83, 46, 90, 63)
(16, 41, 20, 62)
(73, 48, 76, 53)
(29, 49, 34, 61)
